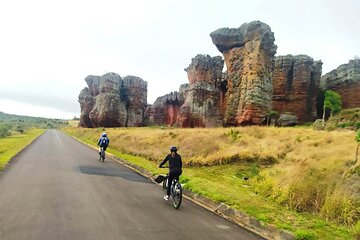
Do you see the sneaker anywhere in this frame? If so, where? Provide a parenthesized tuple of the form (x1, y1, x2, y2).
(163, 195, 169, 201)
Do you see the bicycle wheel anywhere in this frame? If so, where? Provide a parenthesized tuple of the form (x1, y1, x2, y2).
(162, 176, 168, 195)
(172, 182, 182, 209)
(100, 148, 105, 162)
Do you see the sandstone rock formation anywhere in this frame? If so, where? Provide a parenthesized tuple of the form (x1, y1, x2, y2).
(78, 87, 94, 127)
(122, 76, 148, 127)
(147, 54, 224, 128)
(210, 21, 277, 125)
(321, 59, 360, 109)
(146, 91, 183, 126)
(78, 73, 147, 128)
(272, 55, 322, 122)
(178, 54, 224, 127)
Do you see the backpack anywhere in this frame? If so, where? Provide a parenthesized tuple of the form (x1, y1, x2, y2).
(101, 137, 108, 146)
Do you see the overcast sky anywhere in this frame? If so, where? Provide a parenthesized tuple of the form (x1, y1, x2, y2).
(0, 0, 359, 119)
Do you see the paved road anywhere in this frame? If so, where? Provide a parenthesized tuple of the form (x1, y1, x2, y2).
(0, 130, 264, 240)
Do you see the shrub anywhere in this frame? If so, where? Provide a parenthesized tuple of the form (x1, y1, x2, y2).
(16, 124, 25, 134)
(224, 129, 241, 141)
(0, 123, 11, 137)
(321, 191, 360, 225)
(287, 180, 326, 213)
(252, 172, 277, 197)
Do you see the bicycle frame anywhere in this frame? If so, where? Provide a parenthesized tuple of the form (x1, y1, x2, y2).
(162, 174, 182, 209)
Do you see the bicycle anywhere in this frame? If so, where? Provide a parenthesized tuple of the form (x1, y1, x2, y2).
(99, 146, 105, 162)
(155, 171, 183, 209)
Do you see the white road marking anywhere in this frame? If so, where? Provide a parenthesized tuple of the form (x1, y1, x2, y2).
(216, 224, 231, 230)
(54, 131, 61, 142)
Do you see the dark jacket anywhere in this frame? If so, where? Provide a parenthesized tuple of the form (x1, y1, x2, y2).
(98, 136, 109, 147)
(159, 153, 182, 171)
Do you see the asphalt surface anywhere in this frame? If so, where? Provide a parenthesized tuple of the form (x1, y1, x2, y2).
(0, 130, 264, 240)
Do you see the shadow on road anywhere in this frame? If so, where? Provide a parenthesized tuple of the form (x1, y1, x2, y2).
(79, 165, 151, 183)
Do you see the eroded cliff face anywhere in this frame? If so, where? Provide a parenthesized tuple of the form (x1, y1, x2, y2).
(272, 55, 322, 122)
(178, 54, 224, 127)
(322, 59, 360, 109)
(147, 55, 224, 127)
(146, 91, 183, 126)
(122, 76, 148, 127)
(210, 21, 277, 125)
(78, 73, 147, 128)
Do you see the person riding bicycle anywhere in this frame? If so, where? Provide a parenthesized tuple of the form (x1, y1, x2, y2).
(159, 146, 182, 201)
(98, 132, 109, 158)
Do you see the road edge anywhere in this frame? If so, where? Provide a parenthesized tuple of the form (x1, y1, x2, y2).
(66, 133, 294, 240)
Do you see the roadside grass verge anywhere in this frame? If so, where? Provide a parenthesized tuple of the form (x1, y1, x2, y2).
(0, 129, 45, 170)
(63, 126, 359, 239)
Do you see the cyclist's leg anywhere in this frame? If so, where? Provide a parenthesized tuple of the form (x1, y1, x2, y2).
(174, 169, 182, 181)
(167, 172, 175, 196)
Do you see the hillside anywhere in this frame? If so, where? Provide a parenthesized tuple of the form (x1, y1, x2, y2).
(64, 126, 360, 239)
(0, 111, 68, 135)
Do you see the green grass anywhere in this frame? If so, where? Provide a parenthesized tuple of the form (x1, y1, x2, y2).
(326, 108, 360, 131)
(0, 129, 45, 170)
(64, 128, 356, 239)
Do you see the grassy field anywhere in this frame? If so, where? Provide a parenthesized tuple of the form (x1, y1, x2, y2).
(64, 126, 360, 239)
(0, 129, 46, 170)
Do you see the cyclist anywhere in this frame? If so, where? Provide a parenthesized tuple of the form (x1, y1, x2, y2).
(159, 146, 182, 201)
(97, 132, 109, 159)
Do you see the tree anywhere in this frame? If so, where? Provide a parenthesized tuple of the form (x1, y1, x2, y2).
(0, 123, 11, 137)
(322, 90, 342, 127)
(16, 124, 25, 134)
(266, 111, 278, 126)
(355, 130, 360, 165)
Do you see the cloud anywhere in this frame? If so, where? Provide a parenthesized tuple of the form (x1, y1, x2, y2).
(0, 99, 77, 119)
(0, 89, 79, 113)
(1, 0, 360, 118)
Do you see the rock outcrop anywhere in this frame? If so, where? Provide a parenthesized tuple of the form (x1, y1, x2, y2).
(321, 59, 360, 109)
(147, 54, 224, 127)
(78, 73, 147, 128)
(178, 54, 224, 127)
(122, 76, 148, 127)
(272, 55, 322, 122)
(146, 91, 183, 126)
(210, 21, 277, 125)
(78, 87, 95, 127)
(277, 113, 298, 127)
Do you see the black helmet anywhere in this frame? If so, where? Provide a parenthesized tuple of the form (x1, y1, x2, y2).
(170, 146, 177, 152)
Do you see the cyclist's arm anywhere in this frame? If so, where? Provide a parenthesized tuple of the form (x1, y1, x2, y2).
(179, 155, 182, 169)
(97, 138, 101, 146)
(159, 155, 169, 167)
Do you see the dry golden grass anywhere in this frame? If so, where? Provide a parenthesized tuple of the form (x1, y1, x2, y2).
(65, 126, 356, 167)
(64, 126, 360, 225)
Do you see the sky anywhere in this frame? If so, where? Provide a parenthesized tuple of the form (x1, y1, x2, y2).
(0, 0, 359, 119)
